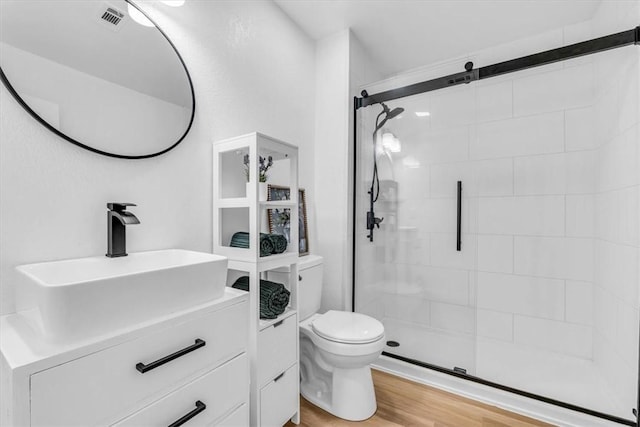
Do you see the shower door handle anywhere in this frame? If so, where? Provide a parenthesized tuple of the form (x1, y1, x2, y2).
(456, 181, 462, 251)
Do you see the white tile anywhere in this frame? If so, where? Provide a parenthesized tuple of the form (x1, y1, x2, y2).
(597, 127, 639, 192)
(565, 280, 594, 326)
(384, 294, 430, 326)
(472, 112, 564, 160)
(395, 265, 469, 306)
(430, 302, 475, 334)
(472, 158, 514, 197)
(430, 233, 476, 270)
(513, 63, 594, 117)
(396, 164, 430, 201)
(422, 126, 470, 164)
(430, 162, 470, 198)
(594, 76, 619, 144)
(478, 196, 565, 236)
(566, 107, 597, 151)
(477, 309, 513, 342)
(408, 198, 471, 234)
(477, 272, 565, 320)
(566, 194, 594, 238)
(594, 286, 617, 341)
(430, 86, 475, 129)
(513, 315, 592, 359)
(595, 186, 640, 247)
(391, 234, 429, 266)
(476, 80, 512, 123)
(565, 150, 596, 194)
(615, 303, 639, 369)
(514, 236, 594, 281)
(477, 235, 513, 273)
(513, 151, 595, 195)
(594, 240, 639, 303)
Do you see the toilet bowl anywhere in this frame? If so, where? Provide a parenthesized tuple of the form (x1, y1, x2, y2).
(269, 256, 385, 421)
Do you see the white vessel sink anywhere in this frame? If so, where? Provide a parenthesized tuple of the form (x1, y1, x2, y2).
(16, 249, 228, 343)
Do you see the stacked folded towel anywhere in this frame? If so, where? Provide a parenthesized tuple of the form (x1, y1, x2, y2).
(231, 276, 290, 319)
(229, 232, 288, 256)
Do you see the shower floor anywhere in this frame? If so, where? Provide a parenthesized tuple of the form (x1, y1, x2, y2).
(381, 318, 630, 422)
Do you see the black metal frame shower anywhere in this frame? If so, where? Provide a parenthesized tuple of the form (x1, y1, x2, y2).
(352, 26, 640, 426)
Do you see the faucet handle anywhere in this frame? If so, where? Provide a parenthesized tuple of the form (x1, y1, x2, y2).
(107, 202, 137, 212)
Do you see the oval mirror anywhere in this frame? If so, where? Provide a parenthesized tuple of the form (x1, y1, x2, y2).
(0, 0, 194, 159)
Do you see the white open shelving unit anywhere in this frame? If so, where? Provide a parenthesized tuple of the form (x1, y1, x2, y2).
(213, 132, 300, 426)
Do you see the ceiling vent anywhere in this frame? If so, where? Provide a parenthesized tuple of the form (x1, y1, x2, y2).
(96, 4, 126, 32)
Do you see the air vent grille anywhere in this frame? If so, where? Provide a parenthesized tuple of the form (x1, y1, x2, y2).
(101, 7, 124, 26)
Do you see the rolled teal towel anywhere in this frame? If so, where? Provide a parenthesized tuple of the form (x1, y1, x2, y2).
(231, 276, 290, 319)
(229, 232, 274, 257)
(269, 234, 288, 254)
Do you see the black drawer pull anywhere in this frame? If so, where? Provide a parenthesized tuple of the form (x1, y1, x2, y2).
(136, 339, 206, 373)
(167, 400, 206, 427)
(298, 275, 302, 281)
(274, 371, 285, 382)
(273, 320, 284, 328)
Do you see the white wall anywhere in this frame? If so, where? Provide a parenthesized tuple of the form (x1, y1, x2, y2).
(0, 0, 316, 315)
(313, 29, 382, 312)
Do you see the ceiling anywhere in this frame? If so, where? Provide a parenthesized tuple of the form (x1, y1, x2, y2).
(274, 0, 601, 77)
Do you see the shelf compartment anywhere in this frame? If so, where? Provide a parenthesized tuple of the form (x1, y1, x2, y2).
(227, 253, 298, 273)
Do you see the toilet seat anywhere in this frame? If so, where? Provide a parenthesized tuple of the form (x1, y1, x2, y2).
(311, 310, 384, 344)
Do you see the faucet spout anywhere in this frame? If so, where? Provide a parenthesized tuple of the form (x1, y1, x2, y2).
(111, 210, 140, 225)
(106, 203, 140, 257)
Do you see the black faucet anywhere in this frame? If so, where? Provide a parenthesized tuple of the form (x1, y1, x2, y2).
(106, 203, 140, 257)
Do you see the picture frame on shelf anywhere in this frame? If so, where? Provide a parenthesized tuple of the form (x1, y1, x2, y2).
(267, 184, 309, 256)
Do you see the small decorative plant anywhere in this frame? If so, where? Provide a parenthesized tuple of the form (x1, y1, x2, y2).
(243, 154, 273, 182)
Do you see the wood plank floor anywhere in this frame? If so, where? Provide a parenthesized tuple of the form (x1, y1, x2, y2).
(286, 369, 555, 427)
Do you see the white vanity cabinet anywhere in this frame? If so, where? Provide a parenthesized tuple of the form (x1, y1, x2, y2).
(0, 288, 249, 427)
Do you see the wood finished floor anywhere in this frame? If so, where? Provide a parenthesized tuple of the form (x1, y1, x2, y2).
(286, 369, 555, 427)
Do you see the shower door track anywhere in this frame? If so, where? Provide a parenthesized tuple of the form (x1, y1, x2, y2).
(354, 26, 639, 109)
(352, 25, 640, 426)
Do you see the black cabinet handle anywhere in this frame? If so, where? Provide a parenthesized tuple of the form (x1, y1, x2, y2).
(273, 320, 284, 328)
(456, 181, 462, 252)
(136, 339, 206, 374)
(167, 400, 206, 427)
(298, 275, 302, 281)
(274, 371, 285, 382)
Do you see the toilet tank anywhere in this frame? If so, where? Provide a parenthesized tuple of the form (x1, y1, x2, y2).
(268, 255, 323, 321)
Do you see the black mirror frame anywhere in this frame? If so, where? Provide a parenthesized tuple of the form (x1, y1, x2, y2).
(0, 0, 196, 160)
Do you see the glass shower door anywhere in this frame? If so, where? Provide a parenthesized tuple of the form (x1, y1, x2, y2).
(355, 88, 478, 375)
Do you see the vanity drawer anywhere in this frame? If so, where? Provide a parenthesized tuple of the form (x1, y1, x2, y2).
(260, 363, 298, 427)
(257, 312, 297, 387)
(212, 403, 248, 426)
(30, 300, 248, 427)
(112, 354, 248, 427)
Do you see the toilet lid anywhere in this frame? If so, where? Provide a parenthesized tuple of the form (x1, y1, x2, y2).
(311, 311, 384, 344)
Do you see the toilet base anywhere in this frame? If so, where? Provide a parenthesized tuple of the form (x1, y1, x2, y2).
(301, 365, 377, 421)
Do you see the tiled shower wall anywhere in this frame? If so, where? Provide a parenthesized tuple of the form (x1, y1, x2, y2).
(591, 0, 640, 414)
(356, 0, 639, 416)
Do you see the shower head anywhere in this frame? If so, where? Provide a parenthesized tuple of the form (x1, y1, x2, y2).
(376, 102, 404, 131)
(384, 104, 404, 120)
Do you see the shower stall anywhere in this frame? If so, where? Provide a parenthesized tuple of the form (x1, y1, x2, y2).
(353, 11, 640, 426)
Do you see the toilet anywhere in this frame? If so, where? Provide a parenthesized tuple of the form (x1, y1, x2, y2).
(269, 255, 385, 421)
